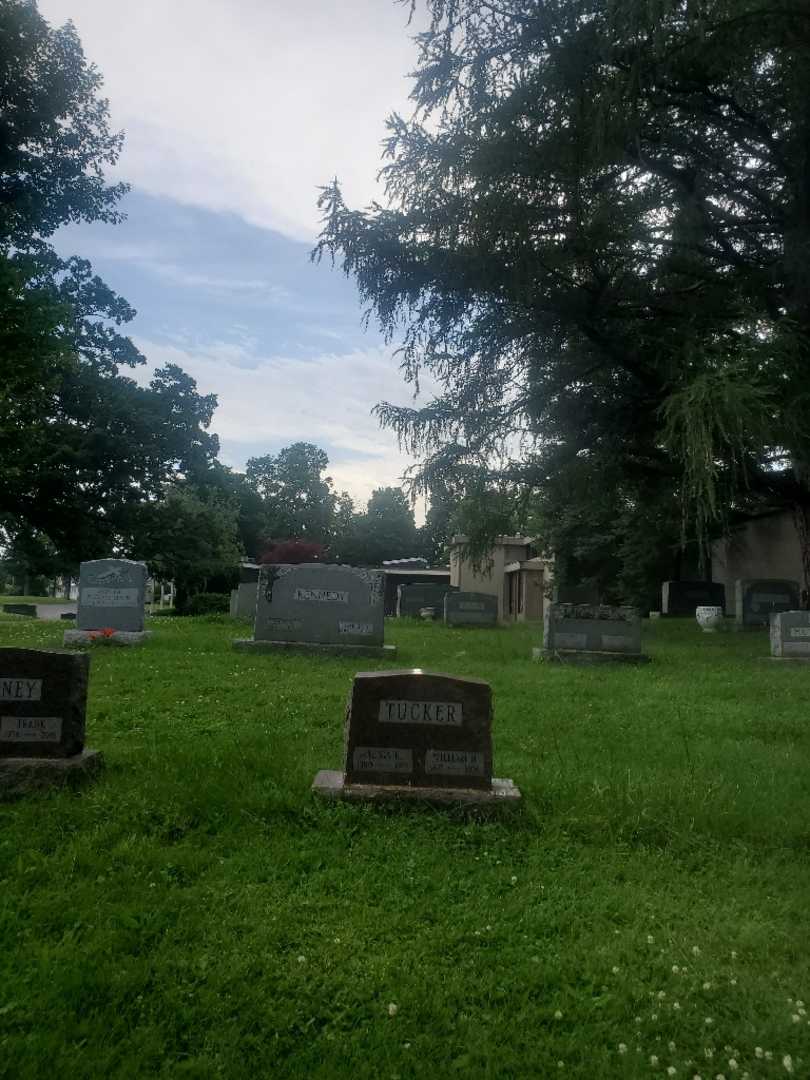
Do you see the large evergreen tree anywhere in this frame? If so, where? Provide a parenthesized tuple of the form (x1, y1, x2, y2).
(316, 0, 810, 584)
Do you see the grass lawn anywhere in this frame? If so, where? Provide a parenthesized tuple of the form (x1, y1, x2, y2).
(1, 614, 808, 1079)
(1, 595, 73, 605)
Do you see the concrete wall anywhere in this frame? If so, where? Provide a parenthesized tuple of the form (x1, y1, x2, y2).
(712, 511, 806, 615)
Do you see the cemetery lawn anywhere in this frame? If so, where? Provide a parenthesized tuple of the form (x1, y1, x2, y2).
(1, 615, 809, 1080)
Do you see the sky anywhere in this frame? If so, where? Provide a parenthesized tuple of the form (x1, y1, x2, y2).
(39, 0, 435, 513)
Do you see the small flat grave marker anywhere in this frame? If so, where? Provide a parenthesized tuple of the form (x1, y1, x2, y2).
(444, 592, 498, 627)
(0, 648, 103, 797)
(233, 563, 395, 658)
(64, 559, 149, 646)
(313, 670, 520, 806)
(735, 579, 800, 629)
(540, 603, 648, 663)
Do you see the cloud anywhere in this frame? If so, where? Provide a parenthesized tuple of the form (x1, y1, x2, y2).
(135, 335, 436, 510)
(38, 0, 420, 240)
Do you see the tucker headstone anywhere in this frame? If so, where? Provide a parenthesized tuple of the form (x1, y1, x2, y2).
(397, 582, 457, 618)
(64, 559, 149, 645)
(769, 610, 810, 660)
(233, 563, 395, 657)
(540, 603, 648, 663)
(444, 591, 498, 627)
(0, 648, 103, 796)
(312, 669, 520, 805)
(734, 578, 800, 629)
(661, 581, 726, 616)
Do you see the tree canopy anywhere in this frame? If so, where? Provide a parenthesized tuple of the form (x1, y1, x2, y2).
(316, 0, 810, 590)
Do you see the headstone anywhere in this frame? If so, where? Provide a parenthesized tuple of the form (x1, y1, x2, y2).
(735, 578, 800, 628)
(541, 603, 648, 663)
(770, 610, 810, 659)
(444, 591, 498, 627)
(233, 563, 395, 658)
(661, 581, 726, 616)
(64, 559, 149, 645)
(312, 670, 520, 806)
(2, 604, 37, 617)
(397, 582, 457, 618)
(0, 648, 103, 797)
(229, 589, 238, 618)
(233, 581, 258, 619)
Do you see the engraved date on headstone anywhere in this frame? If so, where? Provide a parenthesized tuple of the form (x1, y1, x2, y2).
(424, 749, 485, 776)
(352, 747, 413, 773)
(339, 621, 373, 635)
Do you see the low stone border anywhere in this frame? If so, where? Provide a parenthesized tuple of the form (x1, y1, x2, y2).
(312, 769, 521, 808)
(232, 639, 397, 659)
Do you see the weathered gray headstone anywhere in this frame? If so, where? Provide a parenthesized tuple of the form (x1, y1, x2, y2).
(769, 610, 810, 658)
(661, 581, 726, 616)
(0, 648, 103, 796)
(541, 603, 648, 663)
(735, 578, 800, 628)
(444, 592, 498, 627)
(312, 670, 520, 805)
(397, 582, 457, 618)
(65, 559, 149, 645)
(233, 563, 395, 657)
(233, 581, 258, 619)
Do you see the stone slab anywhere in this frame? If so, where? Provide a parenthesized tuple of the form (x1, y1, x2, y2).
(661, 581, 726, 616)
(311, 769, 521, 807)
(63, 630, 151, 647)
(254, 563, 385, 647)
(444, 591, 499, 627)
(0, 648, 89, 758)
(0, 749, 104, 798)
(232, 639, 397, 659)
(2, 604, 37, 617)
(736, 579, 801, 628)
(543, 603, 644, 656)
(77, 558, 148, 632)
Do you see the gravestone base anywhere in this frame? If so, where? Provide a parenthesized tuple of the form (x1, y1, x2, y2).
(63, 630, 151, 647)
(0, 749, 104, 798)
(232, 639, 397, 659)
(535, 647, 651, 665)
(764, 656, 810, 664)
(312, 769, 521, 808)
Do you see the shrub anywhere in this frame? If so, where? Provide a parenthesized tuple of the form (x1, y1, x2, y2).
(181, 592, 231, 616)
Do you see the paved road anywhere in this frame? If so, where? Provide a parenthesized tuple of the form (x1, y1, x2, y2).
(36, 603, 77, 621)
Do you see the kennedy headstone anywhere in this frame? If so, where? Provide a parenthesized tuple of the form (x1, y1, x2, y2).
(541, 603, 648, 663)
(770, 610, 810, 660)
(64, 559, 149, 645)
(0, 648, 103, 796)
(444, 592, 498, 627)
(397, 582, 457, 619)
(735, 578, 800, 628)
(233, 563, 395, 657)
(313, 670, 520, 805)
(661, 581, 726, 616)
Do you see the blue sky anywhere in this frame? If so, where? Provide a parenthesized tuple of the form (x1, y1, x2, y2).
(40, 0, 434, 512)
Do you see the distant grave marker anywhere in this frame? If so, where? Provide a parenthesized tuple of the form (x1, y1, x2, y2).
(313, 670, 520, 805)
(64, 559, 149, 645)
(0, 648, 103, 797)
(540, 603, 648, 663)
(444, 592, 498, 627)
(735, 579, 800, 629)
(661, 581, 726, 616)
(769, 610, 810, 660)
(397, 582, 457, 619)
(233, 563, 395, 658)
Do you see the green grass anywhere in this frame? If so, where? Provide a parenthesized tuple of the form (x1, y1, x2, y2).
(1, 614, 808, 1079)
(0, 595, 72, 605)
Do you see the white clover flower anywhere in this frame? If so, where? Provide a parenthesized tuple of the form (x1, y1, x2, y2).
(705, 1049, 714, 1060)
(403, 1042, 411, 1050)
(703, 982, 712, 991)
(669, 1042, 677, 1052)
(716, 1075, 727, 1080)
(296, 955, 306, 964)
(765, 1052, 773, 1061)
(635, 1016, 642, 1024)
(667, 1068, 677, 1077)
(658, 990, 667, 1000)
(797, 1000, 805, 1009)
(693, 1075, 703, 1080)
(557, 1061, 564, 1069)
(652, 1013, 659, 1020)
(612, 966, 620, 974)
(782, 1055, 793, 1074)
(730, 951, 737, 960)
(692, 946, 701, 956)
(705, 1017, 714, 1026)
(554, 1010, 563, 1020)
(673, 965, 680, 974)
(729, 979, 737, 987)
(673, 1002, 681, 1010)
(728, 1061, 738, 1072)
(510, 875, 517, 885)
(754, 1049, 763, 1059)
(792, 1014, 800, 1024)
(388, 1003, 398, 1017)
(651, 1055, 659, 1067)
(648, 934, 655, 944)
(618, 1043, 627, 1054)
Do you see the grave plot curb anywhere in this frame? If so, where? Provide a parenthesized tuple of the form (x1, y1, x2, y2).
(312, 769, 521, 808)
(232, 639, 397, 659)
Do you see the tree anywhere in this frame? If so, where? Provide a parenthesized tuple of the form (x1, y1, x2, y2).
(0, 1, 220, 563)
(333, 486, 418, 565)
(246, 442, 337, 542)
(316, 0, 810, 587)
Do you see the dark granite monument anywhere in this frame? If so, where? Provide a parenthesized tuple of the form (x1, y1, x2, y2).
(233, 563, 395, 657)
(312, 669, 520, 806)
(64, 558, 149, 645)
(770, 610, 810, 660)
(540, 603, 648, 663)
(661, 581, 726, 617)
(396, 582, 457, 619)
(0, 648, 103, 796)
(444, 592, 498, 627)
(734, 578, 800, 628)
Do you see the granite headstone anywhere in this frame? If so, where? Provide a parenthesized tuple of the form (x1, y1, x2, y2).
(313, 670, 520, 805)
(444, 592, 498, 627)
(234, 563, 394, 657)
(770, 610, 810, 659)
(734, 578, 800, 628)
(397, 582, 457, 618)
(661, 581, 726, 616)
(71, 558, 148, 637)
(541, 603, 647, 662)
